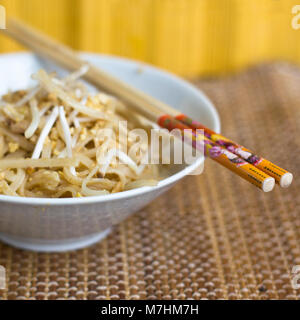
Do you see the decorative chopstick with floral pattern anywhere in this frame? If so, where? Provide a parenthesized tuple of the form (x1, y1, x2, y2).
(174, 114, 293, 188)
(158, 115, 276, 192)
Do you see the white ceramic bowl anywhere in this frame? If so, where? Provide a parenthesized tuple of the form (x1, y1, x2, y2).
(0, 52, 220, 252)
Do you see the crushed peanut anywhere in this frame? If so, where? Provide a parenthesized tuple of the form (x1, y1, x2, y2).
(26, 167, 35, 175)
(8, 142, 19, 153)
(80, 127, 87, 141)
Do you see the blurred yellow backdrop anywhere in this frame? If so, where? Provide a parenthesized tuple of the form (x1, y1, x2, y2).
(0, 0, 300, 77)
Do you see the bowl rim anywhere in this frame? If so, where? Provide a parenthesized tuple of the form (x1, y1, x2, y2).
(0, 52, 220, 205)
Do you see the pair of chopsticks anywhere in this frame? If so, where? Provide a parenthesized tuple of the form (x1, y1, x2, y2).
(2, 18, 293, 192)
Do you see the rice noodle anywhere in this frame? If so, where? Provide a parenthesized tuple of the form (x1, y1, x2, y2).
(81, 165, 109, 196)
(9, 169, 26, 192)
(124, 179, 158, 191)
(25, 99, 40, 138)
(99, 149, 145, 176)
(33, 69, 107, 119)
(0, 67, 160, 197)
(0, 126, 34, 151)
(41, 140, 52, 159)
(0, 157, 78, 170)
(32, 106, 59, 159)
(64, 64, 89, 83)
(68, 110, 77, 120)
(15, 66, 89, 110)
(15, 86, 40, 108)
(0, 180, 19, 196)
(58, 106, 72, 158)
(76, 117, 94, 123)
(39, 104, 51, 117)
(27, 170, 60, 190)
(51, 186, 80, 198)
(0, 135, 7, 158)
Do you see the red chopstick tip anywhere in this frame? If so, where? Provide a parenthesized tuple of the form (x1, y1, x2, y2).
(280, 172, 293, 188)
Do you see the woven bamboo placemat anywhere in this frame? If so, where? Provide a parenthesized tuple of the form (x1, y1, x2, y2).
(0, 63, 299, 300)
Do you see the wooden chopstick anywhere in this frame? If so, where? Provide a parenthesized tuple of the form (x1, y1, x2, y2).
(4, 18, 173, 122)
(3, 18, 292, 191)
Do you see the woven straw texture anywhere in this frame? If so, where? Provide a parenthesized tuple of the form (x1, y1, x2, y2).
(0, 63, 299, 300)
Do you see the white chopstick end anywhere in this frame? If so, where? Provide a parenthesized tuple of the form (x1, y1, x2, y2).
(280, 172, 293, 188)
(262, 177, 275, 192)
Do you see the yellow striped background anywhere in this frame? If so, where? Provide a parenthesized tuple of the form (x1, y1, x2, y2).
(0, 0, 300, 77)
